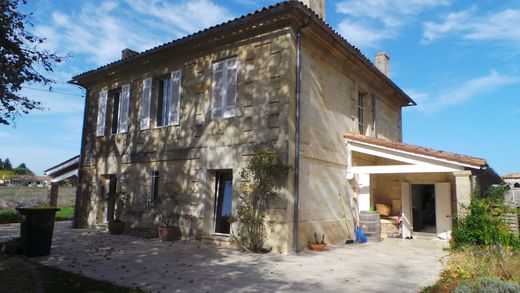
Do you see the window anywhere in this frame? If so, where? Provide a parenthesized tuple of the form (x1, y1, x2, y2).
(118, 84, 130, 133)
(514, 182, 520, 188)
(140, 78, 152, 130)
(110, 90, 120, 134)
(371, 93, 377, 137)
(211, 58, 237, 119)
(148, 170, 159, 206)
(96, 90, 108, 136)
(156, 70, 182, 127)
(357, 92, 365, 134)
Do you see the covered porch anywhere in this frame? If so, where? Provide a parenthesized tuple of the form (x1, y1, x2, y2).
(345, 133, 501, 240)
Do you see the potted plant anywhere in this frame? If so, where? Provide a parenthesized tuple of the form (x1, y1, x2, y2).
(108, 192, 126, 235)
(308, 232, 327, 251)
(158, 213, 177, 241)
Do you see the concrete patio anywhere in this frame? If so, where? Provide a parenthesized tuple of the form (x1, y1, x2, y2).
(0, 222, 448, 292)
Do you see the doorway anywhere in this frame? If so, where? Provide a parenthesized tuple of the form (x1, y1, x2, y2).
(214, 171, 233, 234)
(106, 175, 117, 222)
(412, 184, 436, 233)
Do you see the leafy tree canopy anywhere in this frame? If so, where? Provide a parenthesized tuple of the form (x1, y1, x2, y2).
(13, 163, 33, 175)
(1, 0, 64, 125)
(0, 158, 13, 170)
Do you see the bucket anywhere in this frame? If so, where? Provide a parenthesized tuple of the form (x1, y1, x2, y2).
(359, 211, 382, 242)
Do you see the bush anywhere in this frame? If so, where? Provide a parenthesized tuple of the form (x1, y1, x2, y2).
(0, 209, 19, 224)
(452, 186, 520, 249)
(453, 277, 520, 293)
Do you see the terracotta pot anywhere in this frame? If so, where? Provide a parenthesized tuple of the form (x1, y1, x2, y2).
(108, 221, 125, 235)
(158, 226, 177, 241)
(308, 242, 327, 251)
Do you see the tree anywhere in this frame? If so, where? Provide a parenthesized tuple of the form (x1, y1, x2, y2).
(13, 163, 33, 175)
(0, 0, 64, 125)
(0, 158, 13, 170)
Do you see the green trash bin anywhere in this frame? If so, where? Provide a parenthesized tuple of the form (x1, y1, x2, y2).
(16, 207, 60, 257)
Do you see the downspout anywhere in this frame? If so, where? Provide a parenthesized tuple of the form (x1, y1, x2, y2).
(293, 18, 312, 253)
(70, 81, 89, 228)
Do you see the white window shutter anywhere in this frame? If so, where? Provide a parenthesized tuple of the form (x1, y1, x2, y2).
(118, 84, 131, 133)
(211, 62, 224, 119)
(96, 90, 108, 136)
(140, 78, 152, 130)
(224, 58, 237, 118)
(170, 70, 182, 126)
(162, 79, 172, 126)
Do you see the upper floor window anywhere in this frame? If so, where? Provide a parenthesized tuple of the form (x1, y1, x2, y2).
(155, 70, 182, 127)
(211, 58, 237, 119)
(96, 84, 130, 137)
(357, 92, 365, 134)
(140, 78, 152, 130)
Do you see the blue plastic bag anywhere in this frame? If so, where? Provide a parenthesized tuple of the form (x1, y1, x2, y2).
(355, 226, 367, 243)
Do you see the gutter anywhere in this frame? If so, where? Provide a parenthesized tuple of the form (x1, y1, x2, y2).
(293, 17, 313, 253)
(69, 80, 89, 228)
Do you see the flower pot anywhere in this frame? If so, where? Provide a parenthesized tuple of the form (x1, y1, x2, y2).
(308, 242, 327, 251)
(108, 220, 125, 235)
(158, 226, 177, 241)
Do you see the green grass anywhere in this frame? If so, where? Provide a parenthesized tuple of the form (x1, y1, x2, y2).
(0, 207, 74, 224)
(0, 254, 143, 293)
(55, 207, 74, 221)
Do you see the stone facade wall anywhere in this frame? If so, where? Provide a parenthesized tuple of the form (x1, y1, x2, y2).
(296, 34, 405, 249)
(77, 28, 297, 253)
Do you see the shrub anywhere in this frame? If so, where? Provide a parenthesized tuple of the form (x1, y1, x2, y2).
(452, 186, 520, 249)
(453, 277, 520, 293)
(231, 148, 290, 252)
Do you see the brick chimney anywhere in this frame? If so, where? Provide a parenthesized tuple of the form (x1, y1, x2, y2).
(121, 48, 138, 59)
(299, 0, 326, 20)
(375, 52, 390, 78)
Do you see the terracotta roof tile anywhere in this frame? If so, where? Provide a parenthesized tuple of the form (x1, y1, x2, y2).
(502, 173, 520, 179)
(344, 132, 487, 167)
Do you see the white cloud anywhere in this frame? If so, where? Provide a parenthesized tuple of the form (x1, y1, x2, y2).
(408, 71, 519, 113)
(33, 0, 232, 66)
(336, 0, 450, 48)
(422, 8, 520, 46)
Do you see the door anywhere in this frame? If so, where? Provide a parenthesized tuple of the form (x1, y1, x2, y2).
(214, 171, 233, 234)
(106, 175, 117, 222)
(435, 182, 452, 240)
(401, 182, 412, 238)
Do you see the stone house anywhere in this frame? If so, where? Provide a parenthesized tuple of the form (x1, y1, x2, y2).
(503, 173, 520, 207)
(71, 0, 501, 253)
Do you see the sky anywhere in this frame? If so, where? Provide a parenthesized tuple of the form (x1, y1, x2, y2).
(1, 0, 519, 176)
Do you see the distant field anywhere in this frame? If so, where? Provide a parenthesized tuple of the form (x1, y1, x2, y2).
(0, 186, 75, 207)
(0, 186, 75, 224)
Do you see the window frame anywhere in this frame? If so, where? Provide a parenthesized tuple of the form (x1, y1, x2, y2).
(357, 92, 366, 134)
(148, 170, 160, 206)
(211, 57, 238, 120)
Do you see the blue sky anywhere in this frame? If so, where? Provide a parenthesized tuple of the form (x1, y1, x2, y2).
(1, 0, 519, 176)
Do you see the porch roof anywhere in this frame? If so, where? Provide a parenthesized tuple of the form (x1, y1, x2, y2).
(344, 133, 487, 168)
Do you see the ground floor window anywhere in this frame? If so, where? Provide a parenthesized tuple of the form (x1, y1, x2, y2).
(214, 171, 233, 234)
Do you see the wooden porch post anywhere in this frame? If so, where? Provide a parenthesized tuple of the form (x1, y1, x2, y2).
(49, 182, 59, 207)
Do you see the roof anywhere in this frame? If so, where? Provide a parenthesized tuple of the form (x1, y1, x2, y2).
(70, 1, 415, 106)
(502, 173, 520, 179)
(345, 132, 487, 167)
(44, 155, 80, 178)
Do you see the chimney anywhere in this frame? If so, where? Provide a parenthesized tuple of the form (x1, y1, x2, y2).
(375, 52, 390, 78)
(299, 0, 326, 20)
(121, 48, 138, 59)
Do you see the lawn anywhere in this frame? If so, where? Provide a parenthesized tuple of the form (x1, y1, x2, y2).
(0, 254, 143, 293)
(0, 186, 76, 224)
